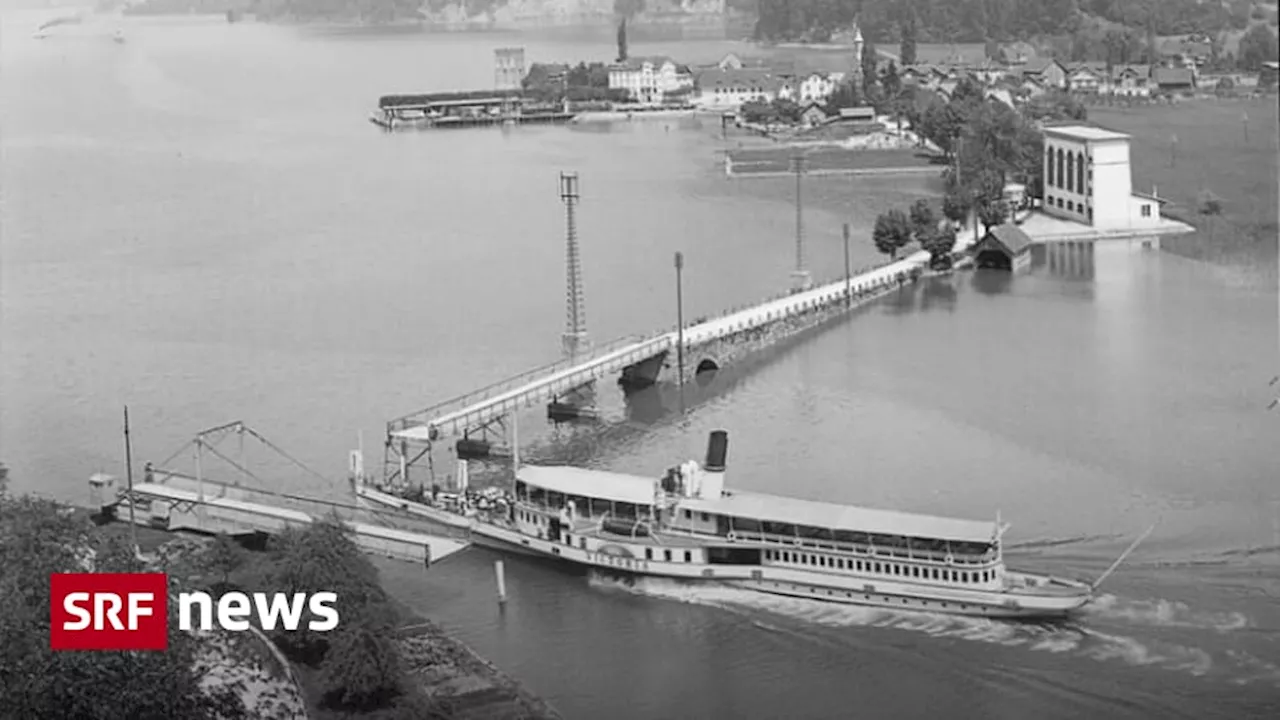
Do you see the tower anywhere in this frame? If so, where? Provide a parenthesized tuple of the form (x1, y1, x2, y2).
(495, 47, 526, 91)
(559, 172, 589, 358)
(850, 21, 865, 90)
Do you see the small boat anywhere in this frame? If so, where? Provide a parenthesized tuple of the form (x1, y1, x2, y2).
(357, 430, 1107, 620)
(113, 30, 125, 44)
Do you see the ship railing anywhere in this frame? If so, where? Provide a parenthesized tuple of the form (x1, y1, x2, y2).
(722, 529, 995, 565)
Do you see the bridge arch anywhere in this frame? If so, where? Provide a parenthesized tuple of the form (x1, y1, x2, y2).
(695, 358, 720, 376)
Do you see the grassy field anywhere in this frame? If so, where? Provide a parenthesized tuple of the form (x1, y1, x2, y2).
(1089, 97, 1278, 285)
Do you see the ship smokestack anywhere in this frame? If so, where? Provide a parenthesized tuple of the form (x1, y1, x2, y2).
(704, 430, 728, 472)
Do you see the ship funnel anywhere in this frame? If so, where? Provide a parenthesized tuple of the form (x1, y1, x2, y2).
(705, 430, 728, 472)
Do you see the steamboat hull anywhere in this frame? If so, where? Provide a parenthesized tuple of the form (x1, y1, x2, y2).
(428, 503, 1091, 620)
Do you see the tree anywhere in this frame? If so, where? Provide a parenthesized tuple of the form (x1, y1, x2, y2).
(251, 516, 393, 666)
(824, 79, 864, 114)
(1197, 190, 1223, 244)
(872, 209, 913, 259)
(909, 198, 937, 240)
(319, 624, 406, 711)
(881, 60, 901, 100)
(0, 490, 246, 719)
(921, 224, 958, 270)
(861, 40, 879, 97)
(942, 190, 971, 227)
(1238, 24, 1279, 71)
(973, 169, 1011, 230)
(203, 533, 249, 591)
(616, 17, 628, 63)
(899, 5, 918, 65)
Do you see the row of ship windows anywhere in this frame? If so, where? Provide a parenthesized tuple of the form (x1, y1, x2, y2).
(763, 549, 994, 584)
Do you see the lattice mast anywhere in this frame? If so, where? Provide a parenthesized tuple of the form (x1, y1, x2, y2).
(791, 155, 812, 291)
(560, 172, 589, 357)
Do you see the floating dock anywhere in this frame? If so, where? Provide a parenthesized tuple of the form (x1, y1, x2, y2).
(372, 90, 575, 130)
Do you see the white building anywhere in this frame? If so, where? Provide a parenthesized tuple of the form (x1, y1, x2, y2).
(693, 68, 779, 108)
(796, 72, 836, 103)
(607, 56, 694, 104)
(1040, 125, 1166, 232)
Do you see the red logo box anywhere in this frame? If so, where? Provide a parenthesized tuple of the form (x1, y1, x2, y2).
(49, 573, 169, 651)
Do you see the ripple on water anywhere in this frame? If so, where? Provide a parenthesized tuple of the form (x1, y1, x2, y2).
(587, 572, 1280, 689)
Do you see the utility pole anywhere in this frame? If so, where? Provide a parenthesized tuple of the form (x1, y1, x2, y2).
(123, 406, 137, 556)
(790, 154, 811, 292)
(1242, 111, 1249, 144)
(674, 251, 685, 387)
(559, 172, 588, 359)
(842, 223, 851, 307)
(1170, 133, 1178, 168)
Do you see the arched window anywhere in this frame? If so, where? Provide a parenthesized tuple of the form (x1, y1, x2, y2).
(1066, 152, 1074, 192)
(1056, 148, 1065, 188)
(1046, 147, 1055, 187)
(1077, 151, 1085, 194)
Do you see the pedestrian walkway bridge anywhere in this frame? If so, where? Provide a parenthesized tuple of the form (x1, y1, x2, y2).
(385, 248, 947, 484)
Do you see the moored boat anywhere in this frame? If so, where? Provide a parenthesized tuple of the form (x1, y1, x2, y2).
(358, 430, 1098, 619)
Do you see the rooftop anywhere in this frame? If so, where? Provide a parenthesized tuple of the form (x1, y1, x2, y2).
(680, 490, 998, 545)
(517, 465, 656, 507)
(1043, 125, 1129, 142)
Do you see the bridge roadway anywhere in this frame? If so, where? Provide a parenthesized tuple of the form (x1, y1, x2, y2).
(388, 244, 958, 447)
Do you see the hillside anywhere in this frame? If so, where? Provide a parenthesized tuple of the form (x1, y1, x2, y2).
(753, 0, 1268, 45)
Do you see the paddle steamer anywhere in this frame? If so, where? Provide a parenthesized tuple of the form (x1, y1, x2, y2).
(356, 431, 1093, 619)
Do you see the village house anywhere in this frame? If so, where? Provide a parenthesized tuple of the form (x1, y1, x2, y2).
(607, 56, 695, 104)
(796, 72, 836, 103)
(1015, 58, 1068, 89)
(799, 102, 828, 128)
(1066, 63, 1105, 94)
(1260, 61, 1279, 91)
(1151, 67, 1195, 94)
(1158, 36, 1212, 70)
(693, 68, 778, 108)
(1107, 64, 1153, 97)
(998, 41, 1038, 65)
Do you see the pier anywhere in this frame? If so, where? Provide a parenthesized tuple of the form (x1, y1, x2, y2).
(383, 239, 959, 485)
(372, 91, 575, 130)
(95, 421, 469, 566)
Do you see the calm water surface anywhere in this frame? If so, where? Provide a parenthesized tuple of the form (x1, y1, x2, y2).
(2, 14, 1278, 719)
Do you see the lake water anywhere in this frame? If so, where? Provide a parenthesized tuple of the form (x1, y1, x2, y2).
(2, 14, 1278, 719)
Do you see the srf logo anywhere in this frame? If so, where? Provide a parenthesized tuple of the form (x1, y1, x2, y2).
(50, 573, 341, 651)
(50, 573, 169, 651)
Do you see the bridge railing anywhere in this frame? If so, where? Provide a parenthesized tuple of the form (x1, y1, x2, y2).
(387, 334, 653, 436)
(661, 254, 930, 339)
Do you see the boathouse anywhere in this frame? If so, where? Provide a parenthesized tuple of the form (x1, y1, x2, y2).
(974, 223, 1033, 271)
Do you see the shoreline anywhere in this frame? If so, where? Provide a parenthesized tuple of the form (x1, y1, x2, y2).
(86, 510, 560, 720)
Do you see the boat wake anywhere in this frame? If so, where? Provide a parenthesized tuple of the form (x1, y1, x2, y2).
(586, 572, 1280, 688)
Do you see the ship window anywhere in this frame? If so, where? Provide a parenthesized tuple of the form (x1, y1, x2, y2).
(856, 560, 863, 571)
(701, 513, 710, 522)
(820, 556, 828, 567)
(664, 549, 672, 562)
(931, 568, 939, 580)
(837, 559, 845, 569)
(683, 509, 691, 519)
(874, 562, 882, 573)
(579, 537, 587, 549)
(645, 548, 653, 560)
(961, 572, 969, 583)
(684, 551, 692, 563)
(912, 567, 920, 578)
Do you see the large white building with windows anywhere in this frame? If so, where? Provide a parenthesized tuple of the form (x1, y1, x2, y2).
(1040, 125, 1166, 232)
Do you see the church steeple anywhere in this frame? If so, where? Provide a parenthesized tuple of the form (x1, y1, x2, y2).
(851, 20, 865, 87)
